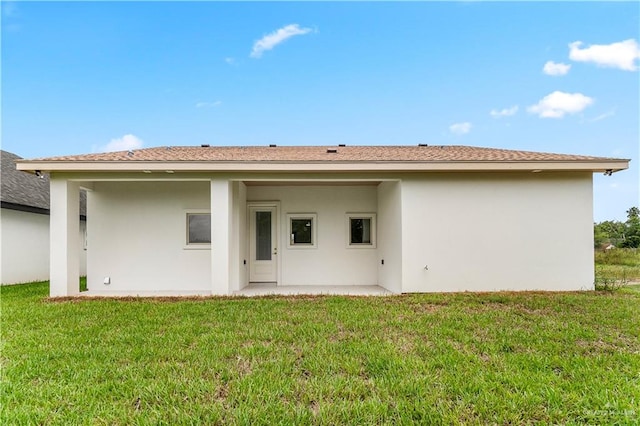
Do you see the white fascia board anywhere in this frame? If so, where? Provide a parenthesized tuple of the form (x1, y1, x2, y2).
(16, 160, 629, 173)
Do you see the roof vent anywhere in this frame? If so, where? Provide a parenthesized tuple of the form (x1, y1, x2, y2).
(327, 149, 338, 154)
(269, 144, 277, 148)
(418, 143, 428, 147)
(127, 150, 134, 156)
(338, 144, 346, 147)
(201, 144, 210, 148)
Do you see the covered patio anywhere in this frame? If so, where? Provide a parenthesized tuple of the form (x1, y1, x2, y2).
(43, 172, 402, 297)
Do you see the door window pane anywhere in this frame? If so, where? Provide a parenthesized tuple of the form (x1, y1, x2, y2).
(256, 211, 272, 260)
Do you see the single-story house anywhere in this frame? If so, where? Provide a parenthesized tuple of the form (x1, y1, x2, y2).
(15, 145, 629, 297)
(1, 150, 87, 285)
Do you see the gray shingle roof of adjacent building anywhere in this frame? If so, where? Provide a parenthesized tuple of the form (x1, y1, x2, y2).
(1, 150, 50, 212)
(1, 150, 86, 216)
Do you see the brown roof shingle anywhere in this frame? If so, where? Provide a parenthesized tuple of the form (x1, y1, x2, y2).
(25, 145, 624, 163)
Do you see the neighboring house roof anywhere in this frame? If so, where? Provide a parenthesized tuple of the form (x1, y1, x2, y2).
(1, 150, 50, 213)
(16, 145, 629, 173)
(1, 150, 87, 216)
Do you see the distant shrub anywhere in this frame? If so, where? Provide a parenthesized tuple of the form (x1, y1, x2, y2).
(594, 269, 628, 292)
(595, 248, 640, 267)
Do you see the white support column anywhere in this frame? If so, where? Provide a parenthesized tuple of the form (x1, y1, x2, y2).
(210, 179, 231, 295)
(228, 181, 241, 292)
(50, 178, 80, 297)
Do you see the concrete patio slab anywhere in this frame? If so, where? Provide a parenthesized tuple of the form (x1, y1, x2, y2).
(234, 284, 393, 297)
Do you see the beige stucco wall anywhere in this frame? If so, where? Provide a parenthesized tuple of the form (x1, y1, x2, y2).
(86, 181, 211, 295)
(235, 182, 248, 291)
(377, 181, 402, 293)
(400, 172, 594, 292)
(72, 171, 595, 295)
(1, 208, 86, 285)
(83, 180, 380, 294)
(1, 209, 50, 284)
(247, 185, 379, 286)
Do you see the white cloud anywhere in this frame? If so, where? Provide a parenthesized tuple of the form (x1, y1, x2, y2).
(490, 105, 519, 118)
(250, 24, 312, 58)
(527, 91, 594, 118)
(196, 101, 222, 108)
(99, 134, 144, 152)
(590, 110, 615, 122)
(569, 39, 640, 71)
(224, 57, 236, 65)
(543, 61, 571, 76)
(449, 122, 472, 135)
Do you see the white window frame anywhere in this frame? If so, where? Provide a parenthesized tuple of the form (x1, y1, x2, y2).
(287, 213, 318, 249)
(184, 209, 211, 250)
(345, 213, 377, 249)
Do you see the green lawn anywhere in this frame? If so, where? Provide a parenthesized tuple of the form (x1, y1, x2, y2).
(2, 283, 639, 425)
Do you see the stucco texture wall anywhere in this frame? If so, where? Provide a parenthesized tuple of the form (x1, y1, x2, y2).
(1, 209, 86, 285)
(80, 172, 595, 295)
(247, 185, 379, 286)
(1, 209, 50, 284)
(377, 181, 402, 293)
(400, 172, 594, 292)
(86, 181, 211, 295)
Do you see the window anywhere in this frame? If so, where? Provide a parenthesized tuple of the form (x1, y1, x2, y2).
(346, 213, 376, 248)
(287, 213, 317, 248)
(186, 212, 211, 247)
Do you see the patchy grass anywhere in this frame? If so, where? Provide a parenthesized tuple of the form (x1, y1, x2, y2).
(595, 248, 640, 290)
(2, 282, 639, 424)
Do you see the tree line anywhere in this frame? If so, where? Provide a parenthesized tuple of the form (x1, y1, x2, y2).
(594, 207, 640, 249)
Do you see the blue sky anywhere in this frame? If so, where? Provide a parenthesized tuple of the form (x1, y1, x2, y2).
(2, 1, 638, 221)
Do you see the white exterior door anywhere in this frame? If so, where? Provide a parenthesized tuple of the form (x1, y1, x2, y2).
(249, 205, 278, 283)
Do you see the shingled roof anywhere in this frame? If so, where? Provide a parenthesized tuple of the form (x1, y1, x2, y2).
(1, 150, 86, 215)
(1, 150, 50, 212)
(24, 145, 623, 162)
(15, 145, 629, 173)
